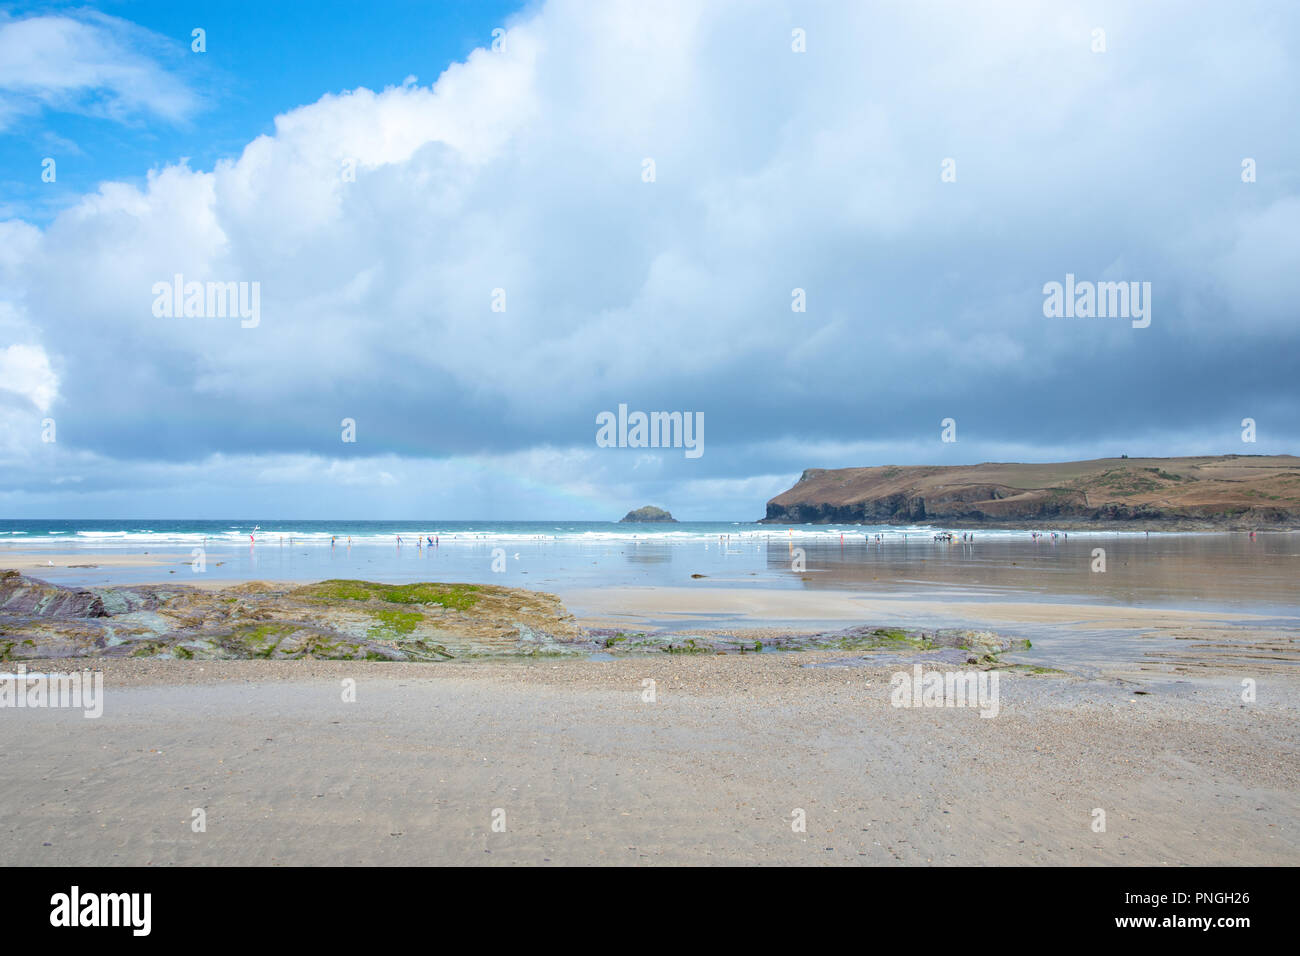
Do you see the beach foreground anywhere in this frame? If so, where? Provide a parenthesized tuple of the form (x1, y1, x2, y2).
(3, 656, 1296, 866)
(4, 560, 1297, 866)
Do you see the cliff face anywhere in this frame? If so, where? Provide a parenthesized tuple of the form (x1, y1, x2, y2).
(762, 456, 1300, 528)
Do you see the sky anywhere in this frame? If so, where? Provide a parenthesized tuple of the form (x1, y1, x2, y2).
(0, 0, 1297, 520)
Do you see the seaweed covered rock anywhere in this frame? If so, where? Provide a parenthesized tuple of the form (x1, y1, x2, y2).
(0, 573, 581, 662)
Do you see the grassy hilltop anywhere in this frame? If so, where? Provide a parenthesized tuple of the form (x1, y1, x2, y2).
(762, 455, 1300, 529)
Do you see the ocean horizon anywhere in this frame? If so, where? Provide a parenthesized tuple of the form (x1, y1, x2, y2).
(0, 517, 1244, 544)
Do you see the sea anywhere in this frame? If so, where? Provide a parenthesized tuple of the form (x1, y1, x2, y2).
(1, 518, 1297, 620)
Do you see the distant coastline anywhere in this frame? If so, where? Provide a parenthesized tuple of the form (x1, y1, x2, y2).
(762, 455, 1300, 530)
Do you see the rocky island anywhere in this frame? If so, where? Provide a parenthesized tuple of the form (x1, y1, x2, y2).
(762, 455, 1300, 529)
(619, 505, 677, 522)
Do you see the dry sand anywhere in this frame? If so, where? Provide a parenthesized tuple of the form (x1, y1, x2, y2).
(2, 655, 1296, 866)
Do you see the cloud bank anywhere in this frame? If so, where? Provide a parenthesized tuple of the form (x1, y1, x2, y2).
(2, 0, 1297, 518)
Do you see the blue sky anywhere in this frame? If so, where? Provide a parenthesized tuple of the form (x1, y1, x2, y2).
(0, 0, 1297, 519)
(1, 0, 526, 221)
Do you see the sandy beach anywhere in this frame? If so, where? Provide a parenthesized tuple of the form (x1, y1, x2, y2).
(3, 538, 1297, 866)
(3, 655, 1296, 866)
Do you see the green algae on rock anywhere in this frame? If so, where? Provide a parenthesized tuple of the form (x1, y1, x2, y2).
(0, 571, 578, 662)
(1, 569, 1042, 668)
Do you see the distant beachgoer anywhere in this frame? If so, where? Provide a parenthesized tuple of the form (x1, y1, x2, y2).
(427, 536, 434, 548)
(331, 536, 336, 547)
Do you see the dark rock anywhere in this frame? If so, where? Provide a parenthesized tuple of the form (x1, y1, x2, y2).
(619, 505, 677, 522)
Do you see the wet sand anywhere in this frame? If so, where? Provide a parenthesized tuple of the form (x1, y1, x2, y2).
(0, 552, 173, 570)
(7, 532, 1298, 616)
(563, 584, 1286, 629)
(2, 656, 1296, 866)
(564, 585, 1300, 678)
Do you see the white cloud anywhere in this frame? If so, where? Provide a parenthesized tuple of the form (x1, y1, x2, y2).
(0, 343, 58, 411)
(0, 12, 197, 130)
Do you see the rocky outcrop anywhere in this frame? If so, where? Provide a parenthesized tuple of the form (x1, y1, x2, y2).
(762, 455, 1300, 528)
(619, 505, 677, 522)
(0, 569, 171, 618)
(0, 574, 581, 662)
